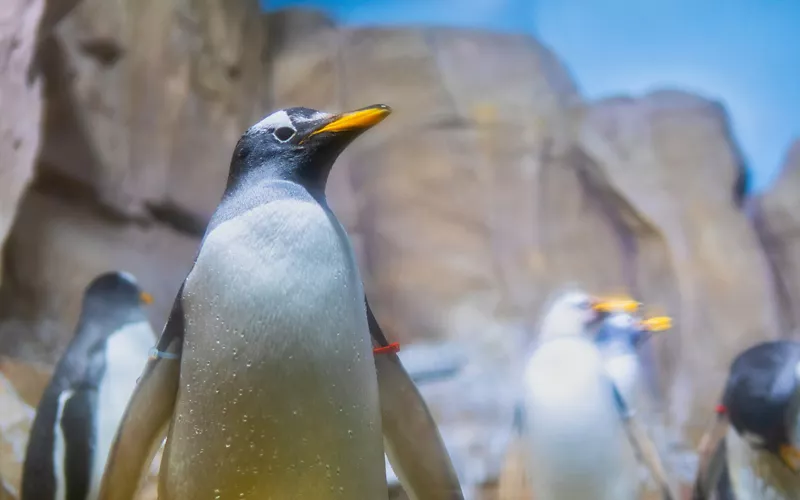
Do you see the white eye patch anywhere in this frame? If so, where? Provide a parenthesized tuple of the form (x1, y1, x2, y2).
(251, 110, 296, 133)
(118, 271, 138, 286)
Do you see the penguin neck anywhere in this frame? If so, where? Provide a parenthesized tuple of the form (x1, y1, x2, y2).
(225, 157, 331, 204)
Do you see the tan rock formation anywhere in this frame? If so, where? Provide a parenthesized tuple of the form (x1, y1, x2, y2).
(578, 91, 781, 440)
(38, 0, 267, 222)
(755, 139, 800, 334)
(0, 0, 80, 284)
(0, 189, 198, 364)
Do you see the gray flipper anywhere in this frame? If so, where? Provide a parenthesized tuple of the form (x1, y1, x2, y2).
(366, 298, 464, 500)
(97, 295, 185, 500)
(692, 413, 730, 500)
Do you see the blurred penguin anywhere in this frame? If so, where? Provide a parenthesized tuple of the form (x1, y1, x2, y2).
(21, 271, 156, 500)
(593, 310, 671, 409)
(502, 290, 676, 500)
(593, 309, 676, 498)
(694, 340, 800, 500)
(519, 289, 643, 499)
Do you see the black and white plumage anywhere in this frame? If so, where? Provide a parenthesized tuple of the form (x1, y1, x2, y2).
(695, 340, 800, 500)
(98, 105, 462, 500)
(21, 271, 156, 500)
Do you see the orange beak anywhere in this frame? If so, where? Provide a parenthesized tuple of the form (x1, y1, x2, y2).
(140, 292, 154, 305)
(591, 296, 641, 314)
(306, 104, 392, 140)
(639, 316, 672, 332)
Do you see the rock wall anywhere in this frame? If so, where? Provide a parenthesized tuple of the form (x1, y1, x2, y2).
(0, 4, 798, 498)
(755, 139, 800, 334)
(0, 0, 80, 285)
(0, 0, 269, 363)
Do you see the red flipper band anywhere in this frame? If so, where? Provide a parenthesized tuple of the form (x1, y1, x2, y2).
(373, 342, 401, 355)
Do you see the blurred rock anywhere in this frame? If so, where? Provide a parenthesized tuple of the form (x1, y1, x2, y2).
(754, 139, 800, 334)
(0, 0, 81, 284)
(0, 372, 34, 500)
(0, 189, 197, 364)
(38, 0, 268, 222)
(578, 91, 781, 448)
(0, 357, 51, 408)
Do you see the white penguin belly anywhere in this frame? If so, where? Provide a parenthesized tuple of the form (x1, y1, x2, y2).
(726, 428, 800, 500)
(88, 322, 155, 498)
(522, 337, 639, 500)
(602, 352, 640, 407)
(163, 200, 386, 500)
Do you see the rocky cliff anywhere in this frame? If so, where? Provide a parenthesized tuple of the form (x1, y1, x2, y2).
(0, 4, 798, 499)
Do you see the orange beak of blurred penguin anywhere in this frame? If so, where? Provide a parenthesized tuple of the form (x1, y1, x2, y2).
(590, 296, 642, 315)
(140, 292, 154, 305)
(302, 104, 392, 143)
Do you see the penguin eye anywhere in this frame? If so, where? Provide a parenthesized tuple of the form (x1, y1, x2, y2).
(273, 127, 296, 142)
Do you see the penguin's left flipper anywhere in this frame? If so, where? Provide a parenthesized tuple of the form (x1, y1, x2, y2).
(612, 384, 676, 500)
(98, 298, 185, 500)
(692, 413, 730, 500)
(366, 298, 465, 500)
(61, 387, 97, 500)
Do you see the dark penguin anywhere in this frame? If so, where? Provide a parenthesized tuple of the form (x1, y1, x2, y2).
(21, 271, 156, 500)
(98, 105, 462, 500)
(693, 340, 800, 499)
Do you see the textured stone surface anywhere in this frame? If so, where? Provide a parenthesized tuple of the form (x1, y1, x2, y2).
(0, 0, 80, 284)
(578, 91, 781, 443)
(38, 0, 268, 222)
(755, 139, 800, 334)
(0, 189, 198, 364)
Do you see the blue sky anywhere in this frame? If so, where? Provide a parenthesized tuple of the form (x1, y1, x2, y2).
(263, 0, 800, 192)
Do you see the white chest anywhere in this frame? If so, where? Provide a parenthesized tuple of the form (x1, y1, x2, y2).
(90, 321, 155, 496)
(184, 200, 366, 336)
(726, 427, 800, 500)
(522, 338, 639, 500)
(166, 199, 385, 499)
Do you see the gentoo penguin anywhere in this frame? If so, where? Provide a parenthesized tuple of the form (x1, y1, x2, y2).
(520, 289, 674, 500)
(98, 104, 461, 500)
(21, 271, 156, 500)
(693, 340, 800, 500)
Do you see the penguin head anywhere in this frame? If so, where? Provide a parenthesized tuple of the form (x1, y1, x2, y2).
(594, 311, 644, 349)
(228, 104, 392, 192)
(723, 341, 800, 473)
(537, 288, 642, 341)
(81, 271, 153, 319)
(594, 311, 671, 349)
(537, 289, 603, 340)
